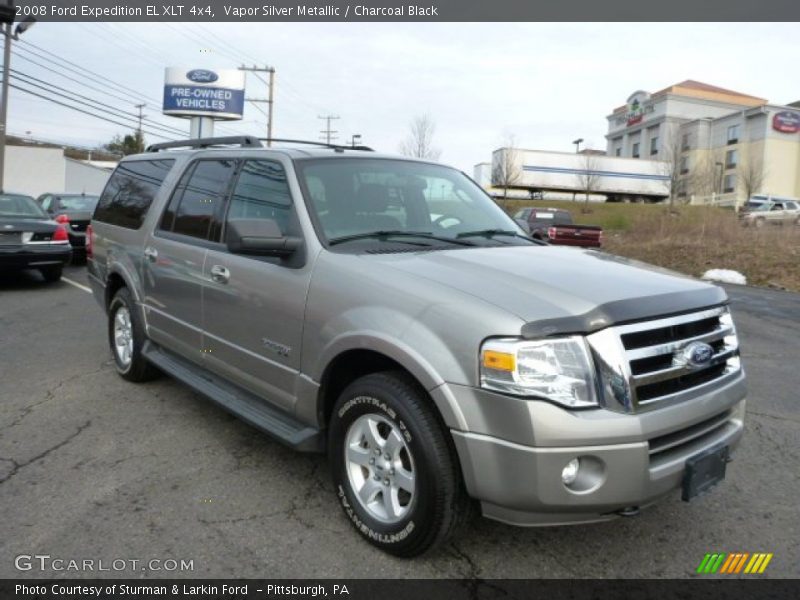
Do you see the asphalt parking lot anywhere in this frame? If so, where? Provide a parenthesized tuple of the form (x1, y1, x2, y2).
(1, 265, 798, 579)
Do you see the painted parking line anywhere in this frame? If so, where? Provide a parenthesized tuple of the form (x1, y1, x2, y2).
(62, 276, 92, 294)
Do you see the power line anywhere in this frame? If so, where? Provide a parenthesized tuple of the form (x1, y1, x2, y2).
(10, 83, 178, 141)
(10, 70, 187, 137)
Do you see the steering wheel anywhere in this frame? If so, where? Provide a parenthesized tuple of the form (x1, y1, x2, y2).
(432, 214, 463, 230)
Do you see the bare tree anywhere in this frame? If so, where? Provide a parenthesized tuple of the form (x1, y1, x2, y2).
(491, 134, 522, 203)
(577, 150, 601, 209)
(399, 114, 442, 160)
(737, 149, 766, 208)
(659, 125, 685, 207)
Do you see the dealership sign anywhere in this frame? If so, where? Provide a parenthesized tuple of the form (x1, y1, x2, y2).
(772, 111, 800, 134)
(163, 67, 245, 120)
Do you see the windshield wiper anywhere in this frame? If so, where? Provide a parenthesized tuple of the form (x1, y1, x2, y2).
(456, 229, 530, 240)
(328, 230, 476, 247)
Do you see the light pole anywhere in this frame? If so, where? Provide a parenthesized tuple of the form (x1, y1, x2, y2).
(572, 138, 584, 153)
(0, 6, 36, 192)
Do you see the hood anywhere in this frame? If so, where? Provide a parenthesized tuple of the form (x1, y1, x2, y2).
(364, 246, 726, 336)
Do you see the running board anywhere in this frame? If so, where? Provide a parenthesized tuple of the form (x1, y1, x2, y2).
(142, 342, 323, 452)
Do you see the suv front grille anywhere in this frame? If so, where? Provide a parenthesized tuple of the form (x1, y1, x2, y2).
(587, 306, 742, 413)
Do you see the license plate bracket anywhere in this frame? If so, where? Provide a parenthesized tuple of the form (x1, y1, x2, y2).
(682, 444, 728, 501)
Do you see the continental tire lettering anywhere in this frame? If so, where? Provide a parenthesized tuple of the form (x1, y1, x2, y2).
(337, 485, 414, 544)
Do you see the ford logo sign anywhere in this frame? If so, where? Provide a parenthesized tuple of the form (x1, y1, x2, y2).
(675, 341, 714, 369)
(186, 69, 219, 83)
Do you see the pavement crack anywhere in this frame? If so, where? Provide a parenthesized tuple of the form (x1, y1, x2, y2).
(0, 420, 92, 485)
(747, 410, 800, 425)
(448, 541, 511, 599)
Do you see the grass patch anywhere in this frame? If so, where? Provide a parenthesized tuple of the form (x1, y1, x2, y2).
(501, 199, 800, 292)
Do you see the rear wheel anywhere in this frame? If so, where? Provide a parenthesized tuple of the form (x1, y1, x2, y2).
(328, 371, 469, 557)
(39, 265, 62, 283)
(108, 287, 159, 382)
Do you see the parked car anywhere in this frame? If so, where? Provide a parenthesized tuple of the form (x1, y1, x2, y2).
(740, 200, 800, 227)
(0, 192, 71, 282)
(513, 207, 602, 247)
(36, 193, 100, 262)
(88, 137, 745, 557)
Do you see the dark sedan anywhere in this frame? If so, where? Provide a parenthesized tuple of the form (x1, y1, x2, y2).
(0, 193, 72, 282)
(36, 193, 100, 263)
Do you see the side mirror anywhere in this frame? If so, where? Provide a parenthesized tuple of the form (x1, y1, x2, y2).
(226, 218, 301, 257)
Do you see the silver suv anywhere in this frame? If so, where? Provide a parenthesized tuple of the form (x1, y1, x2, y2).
(87, 137, 746, 556)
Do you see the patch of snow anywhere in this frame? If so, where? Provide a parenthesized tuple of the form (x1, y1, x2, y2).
(702, 269, 747, 285)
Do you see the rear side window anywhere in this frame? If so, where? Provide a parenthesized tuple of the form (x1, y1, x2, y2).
(160, 159, 236, 240)
(93, 159, 175, 229)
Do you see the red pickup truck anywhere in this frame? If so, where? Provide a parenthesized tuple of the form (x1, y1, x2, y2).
(513, 207, 603, 248)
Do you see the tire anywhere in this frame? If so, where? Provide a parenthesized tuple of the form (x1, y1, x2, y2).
(39, 265, 62, 283)
(108, 287, 159, 382)
(328, 371, 469, 557)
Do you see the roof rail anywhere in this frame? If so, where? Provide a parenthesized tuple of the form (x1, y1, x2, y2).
(146, 136, 263, 152)
(259, 138, 374, 152)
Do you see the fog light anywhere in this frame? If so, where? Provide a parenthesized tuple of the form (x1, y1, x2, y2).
(561, 458, 580, 485)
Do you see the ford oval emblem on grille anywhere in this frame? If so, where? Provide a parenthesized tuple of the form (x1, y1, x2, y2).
(675, 341, 714, 369)
(186, 69, 218, 83)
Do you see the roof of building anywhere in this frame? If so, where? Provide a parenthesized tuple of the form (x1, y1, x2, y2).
(613, 80, 767, 114)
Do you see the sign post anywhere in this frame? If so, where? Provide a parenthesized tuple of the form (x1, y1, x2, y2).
(162, 68, 245, 138)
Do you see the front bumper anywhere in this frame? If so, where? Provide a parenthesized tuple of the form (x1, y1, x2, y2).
(0, 245, 72, 269)
(439, 374, 746, 526)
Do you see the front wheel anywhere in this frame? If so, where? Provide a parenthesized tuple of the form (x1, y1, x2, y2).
(328, 372, 470, 557)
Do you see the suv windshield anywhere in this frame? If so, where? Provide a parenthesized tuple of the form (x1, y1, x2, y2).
(58, 195, 100, 211)
(0, 194, 47, 219)
(295, 158, 531, 248)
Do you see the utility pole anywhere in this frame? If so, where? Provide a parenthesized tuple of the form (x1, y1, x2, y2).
(0, 8, 36, 192)
(134, 103, 146, 153)
(238, 65, 275, 146)
(0, 22, 11, 192)
(318, 114, 340, 145)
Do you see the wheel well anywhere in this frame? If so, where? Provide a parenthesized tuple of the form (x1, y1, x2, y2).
(105, 273, 126, 309)
(319, 350, 424, 426)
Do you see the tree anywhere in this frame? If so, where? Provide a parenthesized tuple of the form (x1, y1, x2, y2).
(659, 124, 685, 207)
(105, 131, 144, 156)
(491, 134, 522, 202)
(398, 115, 441, 160)
(737, 149, 766, 209)
(577, 150, 601, 209)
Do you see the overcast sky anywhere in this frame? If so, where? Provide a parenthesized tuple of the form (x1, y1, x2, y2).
(9, 22, 800, 171)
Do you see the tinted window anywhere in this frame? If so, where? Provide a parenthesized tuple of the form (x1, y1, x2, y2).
(227, 160, 293, 234)
(94, 159, 175, 229)
(0, 194, 46, 218)
(166, 159, 235, 240)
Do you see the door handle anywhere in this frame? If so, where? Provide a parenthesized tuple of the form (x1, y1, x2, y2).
(210, 265, 230, 284)
(144, 246, 158, 262)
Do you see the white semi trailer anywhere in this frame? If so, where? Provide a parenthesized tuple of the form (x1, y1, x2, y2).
(485, 148, 671, 202)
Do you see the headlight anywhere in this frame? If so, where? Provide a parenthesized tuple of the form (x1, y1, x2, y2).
(480, 336, 598, 408)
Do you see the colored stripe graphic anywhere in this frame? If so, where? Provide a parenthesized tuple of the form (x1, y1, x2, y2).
(698, 552, 773, 575)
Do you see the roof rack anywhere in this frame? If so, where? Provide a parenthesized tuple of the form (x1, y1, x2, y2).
(259, 138, 374, 152)
(146, 136, 263, 152)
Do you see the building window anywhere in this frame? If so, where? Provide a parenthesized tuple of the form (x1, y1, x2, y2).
(681, 133, 690, 150)
(677, 179, 688, 198)
(723, 173, 736, 193)
(725, 149, 738, 169)
(680, 156, 689, 174)
(650, 136, 659, 155)
(615, 147, 621, 157)
(727, 124, 740, 144)
(632, 142, 640, 158)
